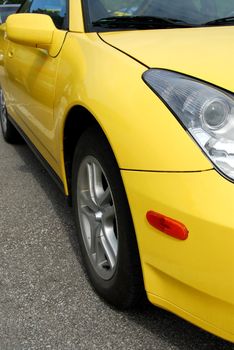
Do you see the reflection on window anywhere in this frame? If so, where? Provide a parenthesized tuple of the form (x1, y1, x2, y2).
(19, 0, 66, 28)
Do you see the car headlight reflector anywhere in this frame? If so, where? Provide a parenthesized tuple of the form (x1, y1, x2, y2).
(143, 69, 234, 181)
(201, 98, 229, 130)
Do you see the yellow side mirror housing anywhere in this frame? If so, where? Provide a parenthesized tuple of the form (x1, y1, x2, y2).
(6, 13, 55, 49)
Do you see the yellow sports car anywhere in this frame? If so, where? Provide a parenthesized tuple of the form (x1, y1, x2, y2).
(0, 0, 234, 342)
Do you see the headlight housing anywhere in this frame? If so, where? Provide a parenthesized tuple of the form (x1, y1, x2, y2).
(143, 69, 234, 181)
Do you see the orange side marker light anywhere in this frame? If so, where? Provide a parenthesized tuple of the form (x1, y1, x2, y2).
(146, 211, 189, 240)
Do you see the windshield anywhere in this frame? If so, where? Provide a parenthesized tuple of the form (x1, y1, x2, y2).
(85, 0, 234, 31)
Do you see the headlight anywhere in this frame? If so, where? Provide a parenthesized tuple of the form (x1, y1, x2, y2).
(143, 69, 234, 181)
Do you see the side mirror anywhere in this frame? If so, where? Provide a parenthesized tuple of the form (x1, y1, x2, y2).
(6, 13, 55, 49)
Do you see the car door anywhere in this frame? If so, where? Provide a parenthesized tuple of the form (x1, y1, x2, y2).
(4, 0, 67, 170)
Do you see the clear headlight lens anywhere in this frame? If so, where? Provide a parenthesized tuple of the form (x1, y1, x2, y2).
(143, 69, 234, 181)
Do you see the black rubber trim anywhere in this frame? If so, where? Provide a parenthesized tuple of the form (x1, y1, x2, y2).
(8, 114, 65, 194)
(81, 0, 90, 32)
(63, 0, 69, 30)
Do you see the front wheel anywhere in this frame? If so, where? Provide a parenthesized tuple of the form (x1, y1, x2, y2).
(72, 126, 144, 309)
(0, 88, 21, 143)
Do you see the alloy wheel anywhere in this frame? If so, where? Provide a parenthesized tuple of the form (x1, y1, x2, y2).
(77, 156, 118, 280)
(0, 88, 7, 135)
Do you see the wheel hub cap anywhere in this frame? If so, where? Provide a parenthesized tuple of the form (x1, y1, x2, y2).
(95, 211, 103, 222)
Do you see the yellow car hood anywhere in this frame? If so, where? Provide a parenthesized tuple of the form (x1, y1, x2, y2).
(100, 26, 234, 91)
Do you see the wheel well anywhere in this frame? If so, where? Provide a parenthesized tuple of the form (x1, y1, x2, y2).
(63, 106, 103, 196)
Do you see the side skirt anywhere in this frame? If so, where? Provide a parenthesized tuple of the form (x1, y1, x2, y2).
(8, 114, 66, 196)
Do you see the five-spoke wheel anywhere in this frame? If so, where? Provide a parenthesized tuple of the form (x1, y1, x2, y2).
(72, 126, 144, 309)
(77, 156, 118, 280)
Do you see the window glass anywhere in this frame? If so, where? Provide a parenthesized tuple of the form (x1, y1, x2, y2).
(19, 0, 66, 28)
(86, 0, 234, 31)
(0, 4, 20, 22)
(100, 0, 144, 14)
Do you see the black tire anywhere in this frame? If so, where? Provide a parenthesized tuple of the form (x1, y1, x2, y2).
(72, 126, 144, 309)
(0, 88, 21, 143)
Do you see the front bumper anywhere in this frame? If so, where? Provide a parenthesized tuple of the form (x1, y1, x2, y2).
(121, 169, 234, 343)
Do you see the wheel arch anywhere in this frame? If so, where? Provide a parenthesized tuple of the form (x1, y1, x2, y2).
(62, 104, 114, 198)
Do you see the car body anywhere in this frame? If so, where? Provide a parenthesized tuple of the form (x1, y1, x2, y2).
(0, 0, 234, 343)
(0, 4, 20, 23)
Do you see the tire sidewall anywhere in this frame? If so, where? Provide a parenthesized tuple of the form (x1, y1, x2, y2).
(72, 127, 143, 308)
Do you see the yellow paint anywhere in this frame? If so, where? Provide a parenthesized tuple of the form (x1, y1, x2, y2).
(6, 14, 55, 49)
(0, 1, 234, 342)
(122, 169, 234, 342)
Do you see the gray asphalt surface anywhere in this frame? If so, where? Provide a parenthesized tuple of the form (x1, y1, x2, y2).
(0, 132, 233, 350)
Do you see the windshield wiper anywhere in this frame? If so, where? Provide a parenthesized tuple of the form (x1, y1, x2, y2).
(92, 16, 194, 29)
(204, 16, 234, 26)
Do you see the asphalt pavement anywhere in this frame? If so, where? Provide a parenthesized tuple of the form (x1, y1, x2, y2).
(0, 132, 233, 350)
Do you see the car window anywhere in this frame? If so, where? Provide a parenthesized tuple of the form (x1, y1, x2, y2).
(95, 0, 202, 21)
(99, 0, 234, 16)
(99, 0, 144, 14)
(0, 4, 20, 23)
(87, 0, 234, 31)
(194, 0, 234, 17)
(19, 0, 66, 29)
